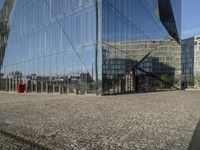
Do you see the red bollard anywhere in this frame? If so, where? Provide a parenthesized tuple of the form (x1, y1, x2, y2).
(17, 84, 24, 93)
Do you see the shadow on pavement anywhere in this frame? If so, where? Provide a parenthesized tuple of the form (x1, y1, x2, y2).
(189, 119, 200, 150)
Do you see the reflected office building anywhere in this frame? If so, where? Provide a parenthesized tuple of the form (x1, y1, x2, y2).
(0, 0, 181, 95)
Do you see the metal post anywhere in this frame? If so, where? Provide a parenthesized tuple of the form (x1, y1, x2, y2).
(95, 0, 99, 95)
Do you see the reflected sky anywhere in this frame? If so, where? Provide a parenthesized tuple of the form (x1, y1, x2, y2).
(1, 0, 181, 78)
(0, 0, 5, 9)
(103, 0, 181, 42)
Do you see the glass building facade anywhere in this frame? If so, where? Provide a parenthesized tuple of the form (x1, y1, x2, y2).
(181, 36, 200, 89)
(181, 37, 195, 89)
(102, 0, 181, 94)
(0, 0, 181, 95)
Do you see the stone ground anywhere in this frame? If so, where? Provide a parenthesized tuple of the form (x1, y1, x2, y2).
(0, 91, 200, 150)
(0, 135, 35, 150)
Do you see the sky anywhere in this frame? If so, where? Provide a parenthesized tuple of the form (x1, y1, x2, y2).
(0, 0, 4, 10)
(0, 0, 199, 40)
(182, 0, 200, 39)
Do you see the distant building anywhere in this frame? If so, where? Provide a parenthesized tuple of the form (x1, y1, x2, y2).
(194, 36, 200, 88)
(181, 35, 200, 89)
(181, 37, 195, 88)
(194, 36, 200, 75)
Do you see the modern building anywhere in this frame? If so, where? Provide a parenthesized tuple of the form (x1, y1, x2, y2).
(181, 37, 195, 88)
(0, 0, 181, 95)
(194, 36, 200, 79)
(181, 35, 200, 89)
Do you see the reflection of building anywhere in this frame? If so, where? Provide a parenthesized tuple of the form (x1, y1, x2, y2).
(103, 39, 181, 94)
(0, 0, 14, 71)
(106, 39, 181, 74)
(0, 0, 181, 95)
(181, 36, 200, 89)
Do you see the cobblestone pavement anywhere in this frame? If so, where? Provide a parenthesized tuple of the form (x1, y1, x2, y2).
(0, 134, 36, 150)
(0, 91, 200, 149)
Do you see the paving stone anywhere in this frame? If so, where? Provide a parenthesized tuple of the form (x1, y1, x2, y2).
(0, 91, 200, 149)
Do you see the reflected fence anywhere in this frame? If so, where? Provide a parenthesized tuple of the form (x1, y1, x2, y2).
(0, 73, 96, 94)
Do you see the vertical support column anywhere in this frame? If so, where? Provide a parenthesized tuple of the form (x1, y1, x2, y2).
(26, 80, 28, 93)
(84, 83, 87, 95)
(62, 85, 64, 94)
(35, 81, 37, 93)
(126, 75, 128, 92)
(53, 84, 55, 93)
(119, 80, 121, 94)
(95, 0, 99, 95)
(15, 77, 18, 92)
(67, 86, 69, 94)
(59, 85, 62, 94)
(46, 83, 49, 93)
(12, 78, 15, 91)
(66, 79, 69, 94)
(31, 80, 33, 92)
(5, 78, 7, 91)
(9, 78, 11, 91)
(11, 78, 13, 91)
(41, 82, 43, 93)
(10, 79, 12, 91)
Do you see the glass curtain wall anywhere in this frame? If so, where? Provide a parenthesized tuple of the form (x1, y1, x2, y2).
(0, 0, 102, 94)
(0, 0, 181, 95)
(102, 0, 181, 95)
(181, 37, 195, 89)
(0, 0, 14, 91)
